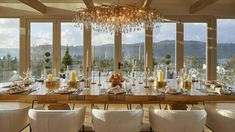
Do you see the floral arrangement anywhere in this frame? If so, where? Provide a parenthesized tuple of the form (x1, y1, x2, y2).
(108, 73, 125, 84)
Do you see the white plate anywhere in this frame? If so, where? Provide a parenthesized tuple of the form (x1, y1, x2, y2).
(7, 87, 30, 94)
(54, 88, 76, 94)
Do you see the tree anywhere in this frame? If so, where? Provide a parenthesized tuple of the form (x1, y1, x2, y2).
(44, 52, 51, 69)
(62, 45, 73, 70)
(165, 53, 171, 65)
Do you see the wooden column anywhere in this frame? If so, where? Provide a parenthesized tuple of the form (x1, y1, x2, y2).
(83, 25, 92, 77)
(19, 17, 29, 76)
(175, 23, 184, 74)
(145, 27, 153, 73)
(114, 31, 122, 74)
(53, 20, 60, 76)
(207, 17, 217, 80)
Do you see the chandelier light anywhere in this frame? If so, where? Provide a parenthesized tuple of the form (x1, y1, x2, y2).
(73, 3, 164, 34)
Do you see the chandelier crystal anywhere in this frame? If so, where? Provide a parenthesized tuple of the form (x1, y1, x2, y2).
(73, 4, 164, 33)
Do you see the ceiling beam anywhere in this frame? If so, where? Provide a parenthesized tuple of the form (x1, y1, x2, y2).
(190, 0, 218, 14)
(18, 0, 47, 14)
(142, 0, 152, 8)
(83, 0, 95, 8)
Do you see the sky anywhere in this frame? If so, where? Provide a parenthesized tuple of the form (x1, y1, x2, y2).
(0, 18, 235, 48)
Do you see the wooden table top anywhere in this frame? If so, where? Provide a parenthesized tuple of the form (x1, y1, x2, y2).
(1, 80, 235, 104)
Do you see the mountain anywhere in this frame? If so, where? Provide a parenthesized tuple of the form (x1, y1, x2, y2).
(1, 40, 235, 60)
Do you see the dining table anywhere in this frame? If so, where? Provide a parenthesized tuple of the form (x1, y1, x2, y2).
(1, 79, 235, 110)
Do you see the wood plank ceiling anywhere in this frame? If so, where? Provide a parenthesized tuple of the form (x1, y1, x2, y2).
(0, 0, 234, 18)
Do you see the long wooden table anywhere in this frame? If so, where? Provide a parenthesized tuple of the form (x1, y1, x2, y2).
(1, 81, 235, 105)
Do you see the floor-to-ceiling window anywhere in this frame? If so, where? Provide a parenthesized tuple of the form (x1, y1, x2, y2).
(184, 23, 207, 77)
(0, 18, 19, 82)
(30, 22, 53, 78)
(92, 26, 114, 81)
(153, 23, 176, 78)
(61, 23, 83, 74)
(217, 19, 235, 83)
(122, 29, 144, 74)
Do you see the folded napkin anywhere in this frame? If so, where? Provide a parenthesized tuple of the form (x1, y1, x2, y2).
(106, 85, 126, 95)
(8, 74, 22, 82)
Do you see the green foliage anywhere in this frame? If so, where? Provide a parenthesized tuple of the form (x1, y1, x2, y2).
(44, 52, 51, 57)
(165, 53, 171, 65)
(225, 55, 235, 75)
(44, 52, 51, 69)
(62, 45, 73, 70)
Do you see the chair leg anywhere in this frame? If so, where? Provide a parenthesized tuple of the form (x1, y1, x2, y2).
(159, 104, 162, 109)
(126, 104, 129, 110)
(31, 100, 35, 109)
(106, 104, 109, 110)
(82, 125, 85, 132)
(91, 104, 94, 109)
(72, 104, 75, 110)
(150, 127, 153, 132)
(104, 104, 106, 110)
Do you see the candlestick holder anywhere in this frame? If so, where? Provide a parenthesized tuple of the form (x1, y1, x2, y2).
(138, 71, 143, 84)
(144, 68, 149, 88)
(98, 71, 102, 86)
(91, 70, 96, 84)
(84, 67, 90, 88)
(132, 72, 136, 86)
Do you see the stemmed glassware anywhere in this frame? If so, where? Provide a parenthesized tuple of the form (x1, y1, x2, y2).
(144, 68, 149, 88)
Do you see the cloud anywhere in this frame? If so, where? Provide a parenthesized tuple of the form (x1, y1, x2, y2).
(184, 23, 207, 42)
(0, 18, 19, 48)
(217, 19, 235, 43)
(122, 30, 144, 44)
(1, 19, 235, 49)
(153, 23, 176, 42)
(61, 23, 83, 46)
(92, 30, 114, 45)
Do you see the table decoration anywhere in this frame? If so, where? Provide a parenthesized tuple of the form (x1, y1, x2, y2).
(53, 86, 76, 94)
(165, 87, 182, 95)
(6, 85, 33, 94)
(45, 74, 57, 90)
(98, 71, 102, 86)
(108, 73, 124, 87)
(106, 85, 126, 95)
(182, 72, 192, 91)
(67, 70, 79, 88)
(84, 67, 90, 88)
(156, 69, 167, 88)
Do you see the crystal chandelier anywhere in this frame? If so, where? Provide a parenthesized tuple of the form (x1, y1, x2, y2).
(73, 3, 164, 33)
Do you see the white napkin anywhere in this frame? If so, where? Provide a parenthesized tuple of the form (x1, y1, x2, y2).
(8, 74, 22, 82)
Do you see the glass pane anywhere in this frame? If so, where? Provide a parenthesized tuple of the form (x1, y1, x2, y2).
(92, 28, 114, 71)
(122, 30, 144, 74)
(153, 23, 176, 78)
(0, 18, 19, 82)
(61, 23, 83, 73)
(217, 19, 235, 83)
(30, 22, 53, 78)
(184, 23, 207, 76)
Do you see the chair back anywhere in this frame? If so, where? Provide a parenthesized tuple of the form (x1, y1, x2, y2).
(28, 106, 85, 132)
(149, 106, 207, 132)
(92, 109, 143, 132)
(206, 107, 235, 132)
(0, 102, 30, 132)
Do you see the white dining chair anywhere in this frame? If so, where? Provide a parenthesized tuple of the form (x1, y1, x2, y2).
(205, 105, 235, 132)
(91, 107, 143, 132)
(149, 106, 207, 132)
(0, 102, 30, 132)
(28, 106, 86, 132)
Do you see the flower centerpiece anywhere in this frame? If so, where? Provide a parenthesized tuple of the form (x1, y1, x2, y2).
(108, 73, 125, 87)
